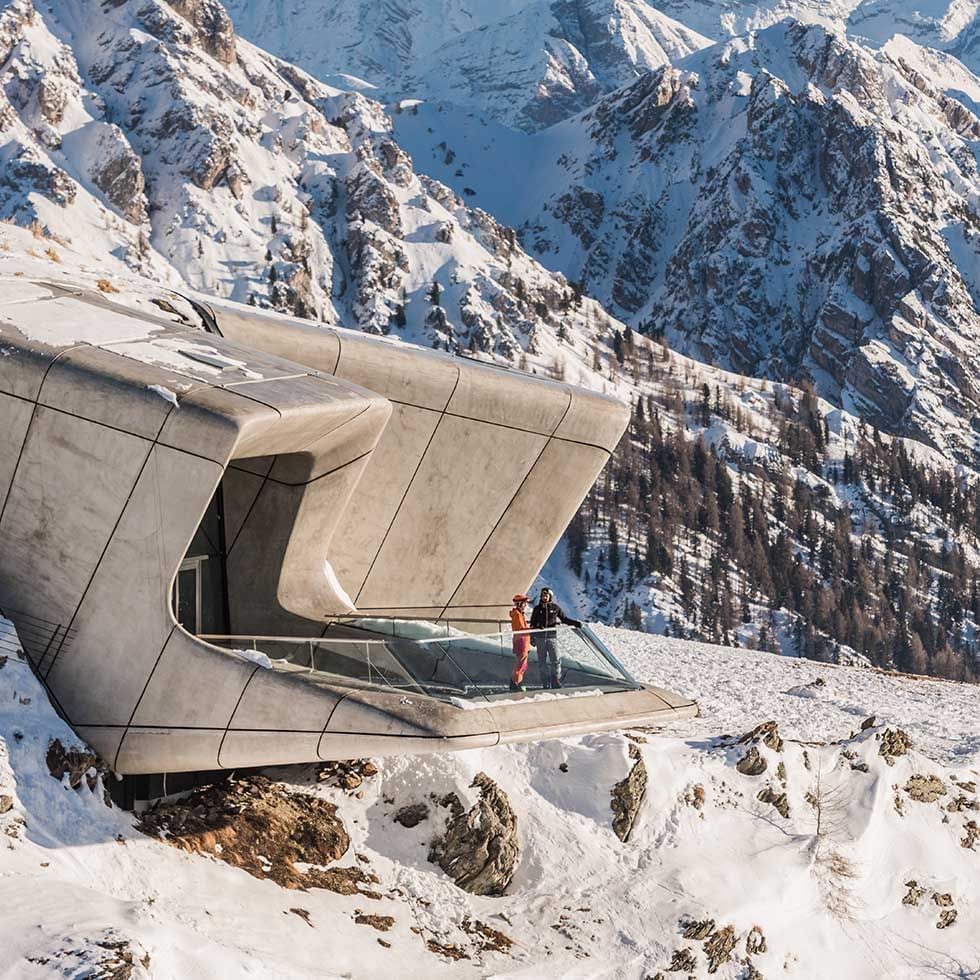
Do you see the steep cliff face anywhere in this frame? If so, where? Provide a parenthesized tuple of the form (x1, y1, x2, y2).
(520, 22, 980, 459)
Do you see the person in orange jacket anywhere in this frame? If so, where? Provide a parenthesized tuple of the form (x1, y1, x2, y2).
(509, 593, 531, 692)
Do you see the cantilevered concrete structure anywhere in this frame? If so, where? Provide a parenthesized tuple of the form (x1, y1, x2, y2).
(0, 274, 697, 775)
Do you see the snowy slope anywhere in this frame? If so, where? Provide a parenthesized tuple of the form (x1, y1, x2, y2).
(222, 0, 713, 131)
(598, 625, 980, 763)
(1, 617, 978, 978)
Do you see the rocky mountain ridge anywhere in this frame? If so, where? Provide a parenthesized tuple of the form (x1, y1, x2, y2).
(222, 0, 713, 131)
(516, 21, 980, 463)
(0, 0, 622, 360)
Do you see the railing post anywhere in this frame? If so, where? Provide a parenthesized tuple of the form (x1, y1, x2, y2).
(309, 640, 314, 672)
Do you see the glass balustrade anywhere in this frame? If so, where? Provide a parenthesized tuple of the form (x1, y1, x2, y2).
(198, 619, 639, 703)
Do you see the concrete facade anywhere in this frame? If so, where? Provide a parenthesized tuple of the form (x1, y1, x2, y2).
(0, 277, 696, 774)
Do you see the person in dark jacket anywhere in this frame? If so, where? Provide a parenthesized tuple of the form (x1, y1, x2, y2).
(530, 586, 582, 689)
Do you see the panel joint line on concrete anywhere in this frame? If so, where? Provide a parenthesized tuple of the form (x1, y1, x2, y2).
(0, 344, 82, 529)
(216, 665, 261, 768)
(225, 456, 277, 557)
(260, 448, 375, 489)
(440, 390, 573, 615)
(112, 624, 178, 771)
(44, 403, 178, 679)
(353, 364, 462, 605)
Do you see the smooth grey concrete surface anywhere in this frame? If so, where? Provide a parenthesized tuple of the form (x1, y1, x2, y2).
(0, 275, 695, 775)
(211, 299, 630, 622)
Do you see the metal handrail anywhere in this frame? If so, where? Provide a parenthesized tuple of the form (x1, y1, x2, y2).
(197, 625, 577, 646)
(329, 616, 509, 624)
(195, 621, 641, 703)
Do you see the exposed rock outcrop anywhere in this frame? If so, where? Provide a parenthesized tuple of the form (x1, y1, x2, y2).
(736, 746, 768, 776)
(45, 738, 110, 805)
(611, 749, 648, 841)
(137, 774, 350, 887)
(879, 728, 913, 765)
(703, 924, 737, 974)
(738, 721, 784, 753)
(318, 758, 378, 792)
(905, 774, 947, 803)
(393, 803, 429, 828)
(89, 125, 147, 224)
(903, 880, 926, 906)
(757, 784, 791, 819)
(428, 773, 519, 896)
(667, 947, 697, 972)
(167, 0, 236, 65)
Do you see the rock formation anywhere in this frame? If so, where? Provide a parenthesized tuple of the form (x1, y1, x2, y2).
(429, 773, 519, 896)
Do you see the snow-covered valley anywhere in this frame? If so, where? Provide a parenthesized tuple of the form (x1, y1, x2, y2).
(1, 617, 978, 979)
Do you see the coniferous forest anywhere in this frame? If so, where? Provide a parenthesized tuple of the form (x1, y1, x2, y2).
(563, 331, 980, 682)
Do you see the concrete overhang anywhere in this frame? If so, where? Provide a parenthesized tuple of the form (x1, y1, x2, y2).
(0, 275, 696, 774)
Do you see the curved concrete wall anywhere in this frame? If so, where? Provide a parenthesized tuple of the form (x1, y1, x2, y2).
(212, 303, 629, 623)
(0, 277, 696, 775)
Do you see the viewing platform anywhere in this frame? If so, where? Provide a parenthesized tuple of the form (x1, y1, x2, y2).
(200, 619, 642, 701)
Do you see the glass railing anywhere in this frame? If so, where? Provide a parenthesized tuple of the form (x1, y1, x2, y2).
(198, 619, 640, 703)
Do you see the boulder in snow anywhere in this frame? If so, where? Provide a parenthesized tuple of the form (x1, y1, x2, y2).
(428, 772, 519, 896)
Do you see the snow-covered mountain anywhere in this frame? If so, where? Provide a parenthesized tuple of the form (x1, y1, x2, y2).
(222, 0, 713, 131)
(491, 22, 980, 462)
(387, 19, 980, 462)
(2, 616, 978, 977)
(0, 0, 631, 358)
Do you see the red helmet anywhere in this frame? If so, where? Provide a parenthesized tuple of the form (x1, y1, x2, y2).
(512, 593, 529, 603)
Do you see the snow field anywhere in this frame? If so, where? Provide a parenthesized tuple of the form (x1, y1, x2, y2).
(1, 619, 978, 977)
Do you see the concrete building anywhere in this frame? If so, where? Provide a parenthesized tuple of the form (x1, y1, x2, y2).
(0, 274, 696, 776)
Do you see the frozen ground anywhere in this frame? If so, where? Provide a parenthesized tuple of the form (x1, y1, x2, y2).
(0, 619, 978, 979)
